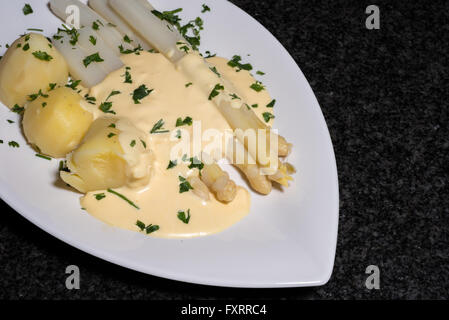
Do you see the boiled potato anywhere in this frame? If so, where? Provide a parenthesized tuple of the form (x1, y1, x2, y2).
(60, 118, 128, 193)
(0, 33, 68, 109)
(23, 87, 93, 158)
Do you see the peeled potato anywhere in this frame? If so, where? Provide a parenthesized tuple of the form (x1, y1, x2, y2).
(61, 117, 153, 193)
(60, 118, 128, 193)
(0, 33, 68, 109)
(23, 87, 93, 158)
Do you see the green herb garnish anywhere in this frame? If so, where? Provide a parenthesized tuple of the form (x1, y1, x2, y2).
(209, 66, 221, 77)
(250, 81, 265, 92)
(89, 35, 97, 45)
(8, 141, 19, 148)
(23, 4, 33, 15)
(228, 55, 252, 72)
(12, 104, 25, 114)
(107, 189, 139, 209)
(83, 52, 104, 67)
(95, 193, 106, 200)
(201, 4, 211, 13)
(35, 154, 52, 161)
(266, 99, 276, 108)
(175, 116, 193, 127)
(167, 160, 177, 169)
(179, 176, 194, 193)
(32, 51, 53, 61)
(132, 84, 153, 104)
(150, 119, 169, 134)
(130, 140, 136, 147)
(208, 83, 224, 100)
(262, 112, 275, 123)
(177, 209, 191, 224)
(122, 66, 132, 84)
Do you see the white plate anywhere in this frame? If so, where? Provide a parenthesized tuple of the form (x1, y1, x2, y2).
(0, 0, 339, 287)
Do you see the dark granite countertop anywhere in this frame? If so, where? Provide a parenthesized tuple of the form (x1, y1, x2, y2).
(0, 0, 447, 299)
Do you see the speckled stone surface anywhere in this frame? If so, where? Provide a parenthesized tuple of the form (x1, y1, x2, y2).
(0, 0, 448, 300)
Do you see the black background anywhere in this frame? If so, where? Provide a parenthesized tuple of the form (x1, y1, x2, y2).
(0, 0, 448, 299)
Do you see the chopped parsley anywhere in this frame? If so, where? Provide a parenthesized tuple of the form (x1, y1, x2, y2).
(22, 43, 30, 51)
(123, 35, 132, 43)
(28, 89, 48, 101)
(188, 157, 204, 172)
(151, 8, 203, 50)
(177, 41, 190, 53)
(228, 55, 252, 72)
(177, 209, 191, 224)
(107, 132, 116, 138)
(175, 129, 182, 139)
(175, 116, 193, 127)
(84, 94, 96, 104)
(140, 139, 147, 148)
(266, 99, 276, 108)
(185, 82, 193, 88)
(49, 83, 57, 91)
(41, 102, 47, 108)
(95, 193, 106, 200)
(230, 93, 241, 100)
(179, 176, 194, 193)
(119, 44, 143, 55)
(35, 154, 51, 160)
(107, 188, 139, 209)
(256, 70, 265, 75)
(12, 104, 24, 114)
(136, 220, 160, 234)
(89, 35, 97, 45)
(27, 28, 43, 32)
(130, 140, 136, 147)
(8, 141, 19, 148)
(167, 160, 177, 169)
(83, 52, 104, 67)
(122, 66, 132, 84)
(55, 26, 79, 46)
(23, 4, 33, 15)
(136, 220, 146, 231)
(208, 83, 224, 100)
(150, 119, 169, 134)
(132, 84, 153, 104)
(145, 224, 160, 234)
(99, 102, 115, 114)
(201, 4, 211, 13)
(262, 112, 275, 123)
(99, 91, 120, 114)
(250, 81, 265, 92)
(209, 66, 221, 77)
(204, 51, 216, 58)
(65, 79, 81, 90)
(7, 120, 14, 124)
(32, 51, 53, 61)
(92, 20, 103, 30)
(106, 90, 121, 100)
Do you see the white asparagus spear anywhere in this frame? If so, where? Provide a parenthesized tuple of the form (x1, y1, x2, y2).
(109, 0, 185, 62)
(77, 26, 124, 74)
(109, 0, 291, 181)
(49, 0, 133, 55)
(53, 33, 107, 88)
(88, 0, 153, 50)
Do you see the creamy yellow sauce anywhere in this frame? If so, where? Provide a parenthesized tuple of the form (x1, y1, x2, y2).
(80, 52, 273, 238)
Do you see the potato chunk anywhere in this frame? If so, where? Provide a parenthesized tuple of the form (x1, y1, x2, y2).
(60, 118, 152, 193)
(23, 87, 93, 158)
(0, 33, 68, 109)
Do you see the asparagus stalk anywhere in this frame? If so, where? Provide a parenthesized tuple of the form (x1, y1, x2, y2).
(108, 0, 292, 181)
(88, 0, 153, 50)
(77, 26, 124, 74)
(49, 0, 133, 56)
(53, 32, 107, 88)
(200, 161, 237, 203)
(109, 0, 186, 62)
